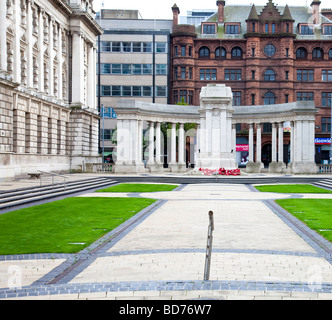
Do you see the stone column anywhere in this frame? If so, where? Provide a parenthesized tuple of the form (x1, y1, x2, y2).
(195, 123, 201, 168)
(71, 32, 84, 107)
(137, 120, 144, 168)
(178, 123, 186, 172)
(26, 0, 33, 88)
(256, 123, 262, 165)
(0, 0, 7, 73)
(147, 121, 155, 166)
(169, 122, 178, 172)
(248, 123, 254, 163)
(154, 121, 163, 172)
(87, 44, 96, 109)
(278, 122, 284, 163)
(271, 123, 277, 163)
(38, 8, 45, 92)
(290, 121, 294, 163)
(115, 119, 124, 166)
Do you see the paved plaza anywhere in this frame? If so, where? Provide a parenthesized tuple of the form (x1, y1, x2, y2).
(0, 176, 332, 300)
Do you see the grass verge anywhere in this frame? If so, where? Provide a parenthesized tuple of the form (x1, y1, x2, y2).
(276, 199, 332, 243)
(255, 184, 332, 194)
(96, 183, 178, 193)
(0, 197, 156, 255)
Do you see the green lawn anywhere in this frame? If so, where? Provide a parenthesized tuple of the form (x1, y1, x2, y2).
(276, 199, 332, 243)
(0, 197, 156, 255)
(255, 184, 332, 194)
(96, 183, 178, 193)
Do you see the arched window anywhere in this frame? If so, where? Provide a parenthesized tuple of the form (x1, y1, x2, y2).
(215, 46, 226, 59)
(296, 47, 307, 59)
(329, 49, 332, 59)
(199, 46, 210, 58)
(231, 47, 242, 59)
(264, 91, 276, 105)
(313, 47, 324, 59)
(264, 69, 276, 81)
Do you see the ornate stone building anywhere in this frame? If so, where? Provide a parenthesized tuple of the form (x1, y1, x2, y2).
(0, 0, 103, 180)
(171, 0, 332, 166)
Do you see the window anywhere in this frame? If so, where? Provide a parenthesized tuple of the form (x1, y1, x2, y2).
(251, 94, 255, 105)
(112, 86, 121, 96)
(177, 90, 193, 104)
(329, 49, 332, 59)
(233, 92, 241, 106)
(200, 69, 217, 81)
(226, 25, 239, 34)
(264, 44, 276, 57)
(322, 118, 331, 133)
(181, 46, 186, 57)
(101, 63, 111, 74)
(101, 41, 111, 52)
(285, 71, 289, 80)
(142, 64, 152, 75)
(133, 42, 142, 52)
(143, 42, 152, 53)
(272, 23, 276, 34)
(101, 129, 112, 140)
(189, 67, 193, 79)
(252, 22, 256, 32)
(251, 70, 255, 80)
(156, 86, 167, 97)
(324, 25, 332, 35)
(156, 42, 167, 53)
(225, 69, 242, 81)
(112, 42, 121, 52)
(133, 64, 142, 75)
(156, 64, 167, 75)
(296, 47, 307, 59)
(189, 46, 193, 57)
(264, 69, 276, 81)
(297, 69, 314, 81)
(285, 94, 289, 103)
(231, 47, 242, 59)
(122, 42, 132, 52)
(122, 64, 131, 75)
(133, 86, 142, 96)
(252, 48, 255, 57)
(300, 25, 314, 35)
(264, 92, 276, 105)
(111, 64, 121, 74)
(322, 70, 332, 81)
(122, 86, 132, 96)
(174, 67, 178, 80)
(174, 46, 178, 56)
(215, 47, 226, 59)
(101, 86, 111, 96)
(286, 23, 290, 33)
(199, 46, 210, 58)
(297, 92, 314, 101)
(265, 23, 269, 33)
(181, 67, 186, 79)
(203, 24, 216, 34)
(313, 48, 324, 59)
(286, 48, 289, 57)
(143, 86, 152, 96)
(322, 92, 332, 107)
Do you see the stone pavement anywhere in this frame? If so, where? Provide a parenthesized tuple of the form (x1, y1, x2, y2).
(0, 181, 332, 300)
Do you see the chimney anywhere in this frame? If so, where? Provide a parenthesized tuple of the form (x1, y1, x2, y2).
(172, 4, 180, 27)
(217, 0, 226, 23)
(311, 1, 321, 24)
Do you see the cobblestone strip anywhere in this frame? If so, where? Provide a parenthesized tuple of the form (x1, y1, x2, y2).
(0, 280, 331, 299)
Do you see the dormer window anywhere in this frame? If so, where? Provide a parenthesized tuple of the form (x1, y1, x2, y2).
(225, 24, 240, 34)
(300, 24, 314, 35)
(202, 23, 217, 34)
(323, 25, 332, 35)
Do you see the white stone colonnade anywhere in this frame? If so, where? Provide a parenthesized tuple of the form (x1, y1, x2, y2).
(113, 84, 318, 175)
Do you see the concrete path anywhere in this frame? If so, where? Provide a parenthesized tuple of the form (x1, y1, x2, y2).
(0, 182, 332, 300)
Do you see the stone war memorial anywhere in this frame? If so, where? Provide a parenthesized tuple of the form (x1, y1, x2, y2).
(113, 84, 318, 175)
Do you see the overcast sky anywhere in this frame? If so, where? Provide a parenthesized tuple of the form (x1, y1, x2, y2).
(93, 0, 332, 20)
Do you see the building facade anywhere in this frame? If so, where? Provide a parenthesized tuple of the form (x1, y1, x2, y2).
(0, 0, 103, 180)
(171, 1, 332, 166)
(97, 10, 173, 163)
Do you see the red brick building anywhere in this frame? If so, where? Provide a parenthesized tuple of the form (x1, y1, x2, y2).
(171, 1, 332, 164)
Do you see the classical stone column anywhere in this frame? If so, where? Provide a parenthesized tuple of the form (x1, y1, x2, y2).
(87, 44, 96, 109)
(154, 121, 163, 172)
(147, 121, 155, 166)
(271, 123, 277, 163)
(169, 122, 178, 172)
(71, 32, 84, 107)
(0, 0, 7, 73)
(248, 123, 254, 163)
(278, 122, 284, 163)
(38, 8, 45, 92)
(290, 121, 294, 163)
(137, 120, 144, 167)
(115, 119, 124, 166)
(195, 123, 201, 168)
(178, 123, 186, 172)
(256, 123, 262, 165)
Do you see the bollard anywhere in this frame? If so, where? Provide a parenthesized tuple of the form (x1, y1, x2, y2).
(204, 211, 214, 281)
